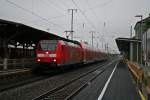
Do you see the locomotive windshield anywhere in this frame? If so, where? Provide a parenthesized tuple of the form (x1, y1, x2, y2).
(38, 40, 57, 51)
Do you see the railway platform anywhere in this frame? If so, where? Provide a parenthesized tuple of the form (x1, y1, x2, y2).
(0, 58, 143, 100)
(73, 60, 141, 100)
(0, 58, 34, 79)
(0, 68, 31, 81)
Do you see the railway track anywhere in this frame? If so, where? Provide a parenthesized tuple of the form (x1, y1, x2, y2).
(0, 62, 105, 93)
(0, 68, 31, 79)
(0, 60, 117, 100)
(0, 67, 69, 92)
(33, 60, 117, 100)
(0, 75, 50, 92)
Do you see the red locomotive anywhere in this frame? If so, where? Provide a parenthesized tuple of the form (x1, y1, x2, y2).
(36, 39, 107, 69)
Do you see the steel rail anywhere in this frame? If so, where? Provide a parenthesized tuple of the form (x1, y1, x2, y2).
(33, 60, 117, 100)
(65, 61, 118, 100)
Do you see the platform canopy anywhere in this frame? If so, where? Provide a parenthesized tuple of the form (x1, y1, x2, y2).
(116, 37, 142, 61)
(0, 19, 79, 46)
(116, 37, 141, 53)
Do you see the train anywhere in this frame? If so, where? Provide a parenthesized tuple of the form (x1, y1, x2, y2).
(35, 39, 108, 70)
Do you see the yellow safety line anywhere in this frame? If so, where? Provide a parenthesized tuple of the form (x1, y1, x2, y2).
(127, 61, 145, 100)
(139, 90, 146, 100)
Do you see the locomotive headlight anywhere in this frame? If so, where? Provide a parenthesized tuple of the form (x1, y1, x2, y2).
(53, 59, 56, 62)
(37, 59, 40, 62)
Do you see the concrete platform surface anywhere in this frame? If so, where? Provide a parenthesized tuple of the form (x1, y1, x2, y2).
(73, 60, 141, 100)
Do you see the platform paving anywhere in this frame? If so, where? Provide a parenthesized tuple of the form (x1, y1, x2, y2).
(73, 60, 141, 100)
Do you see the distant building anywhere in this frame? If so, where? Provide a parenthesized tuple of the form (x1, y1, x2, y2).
(143, 28, 150, 65)
(116, 15, 150, 65)
(134, 15, 150, 66)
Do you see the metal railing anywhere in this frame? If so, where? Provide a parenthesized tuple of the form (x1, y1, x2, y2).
(0, 58, 36, 70)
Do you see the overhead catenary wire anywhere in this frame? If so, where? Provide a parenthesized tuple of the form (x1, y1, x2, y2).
(34, 0, 67, 21)
(5, 0, 66, 30)
(45, 0, 67, 12)
(76, 13, 88, 29)
(86, 0, 99, 19)
(85, 0, 113, 12)
(26, 0, 68, 25)
(59, 0, 71, 9)
(32, 0, 34, 13)
(71, 0, 97, 30)
(39, 0, 60, 14)
(25, 14, 67, 24)
(86, 0, 103, 30)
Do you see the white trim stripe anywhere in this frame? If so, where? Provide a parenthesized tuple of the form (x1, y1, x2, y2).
(97, 62, 118, 100)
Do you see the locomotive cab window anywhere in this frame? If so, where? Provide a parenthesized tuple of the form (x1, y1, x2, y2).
(38, 40, 57, 51)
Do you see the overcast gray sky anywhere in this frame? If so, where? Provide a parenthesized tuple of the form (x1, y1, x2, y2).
(0, 0, 150, 53)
